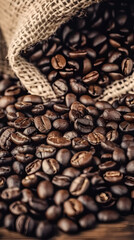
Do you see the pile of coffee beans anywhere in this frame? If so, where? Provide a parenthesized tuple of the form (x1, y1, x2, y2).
(0, 71, 134, 238)
(0, 0, 134, 239)
(22, 0, 134, 98)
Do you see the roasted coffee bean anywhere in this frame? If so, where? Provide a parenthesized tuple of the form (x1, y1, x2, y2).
(79, 213, 96, 229)
(0, 128, 15, 150)
(127, 146, 134, 160)
(63, 130, 78, 140)
(31, 133, 46, 142)
(37, 180, 54, 199)
(9, 201, 28, 215)
(0, 166, 11, 176)
(15, 153, 34, 164)
(25, 159, 42, 175)
(12, 161, 25, 175)
(70, 176, 90, 196)
(62, 167, 80, 179)
(70, 78, 87, 95)
(72, 137, 89, 150)
(121, 58, 133, 76)
(52, 79, 68, 96)
(45, 205, 61, 221)
(103, 171, 123, 183)
(21, 189, 33, 203)
(119, 121, 134, 132)
(95, 191, 113, 205)
(126, 160, 134, 175)
(51, 54, 66, 69)
(36, 221, 53, 238)
(34, 115, 51, 133)
(64, 198, 84, 217)
(42, 158, 60, 175)
(23, 95, 42, 104)
(22, 174, 38, 188)
(103, 109, 121, 121)
(82, 71, 99, 84)
(106, 130, 119, 142)
(95, 101, 112, 111)
(79, 95, 95, 106)
(36, 144, 56, 159)
(47, 136, 71, 148)
(14, 117, 31, 129)
(99, 161, 117, 172)
(54, 189, 70, 205)
(7, 175, 21, 188)
(88, 85, 103, 97)
(110, 185, 128, 196)
(57, 218, 78, 233)
(52, 175, 71, 188)
(0, 96, 15, 108)
(56, 148, 71, 166)
(29, 197, 48, 211)
(98, 210, 119, 222)
(53, 119, 69, 131)
(11, 132, 31, 145)
(65, 93, 77, 107)
(15, 102, 32, 110)
(4, 214, 16, 230)
(123, 113, 134, 122)
(71, 151, 93, 168)
(88, 132, 105, 145)
(125, 176, 134, 187)
(101, 140, 117, 152)
(0, 176, 6, 190)
(78, 195, 98, 212)
(74, 118, 93, 133)
(116, 197, 132, 213)
(45, 110, 58, 121)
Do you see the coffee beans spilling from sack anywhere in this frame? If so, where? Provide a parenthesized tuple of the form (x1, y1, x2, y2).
(22, 0, 134, 99)
(0, 0, 134, 239)
(0, 71, 134, 238)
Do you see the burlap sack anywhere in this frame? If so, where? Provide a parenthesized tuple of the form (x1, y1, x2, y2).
(0, 0, 133, 103)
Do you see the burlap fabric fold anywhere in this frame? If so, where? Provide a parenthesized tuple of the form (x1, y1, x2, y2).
(0, 0, 133, 102)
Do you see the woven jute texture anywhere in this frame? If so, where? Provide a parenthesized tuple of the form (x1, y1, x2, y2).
(0, 0, 133, 102)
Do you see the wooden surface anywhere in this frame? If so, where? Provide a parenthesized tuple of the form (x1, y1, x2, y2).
(0, 215, 134, 240)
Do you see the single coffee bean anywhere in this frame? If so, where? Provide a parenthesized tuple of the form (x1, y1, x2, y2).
(51, 54, 66, 69)
(52, 175, 71, 188)
(82, 71, 99, 84)
(42, 158, 60, 175)
(126, 160, 134, 175)
(0, 166, 11, 176)
(36, 221, 53, 238)
(110, 185, 128, 196)
(74, 118, 93, 133)
(36, 144, 56, 159)
(64, 198, 84, 217)
(121, 58, 133, 76)
(37, 180, 54, 199)
(9, 201, 28, 215)
(101, 63, 119, 72)
(116, 197, 132, 213)
(127, 146, 134, 160)
(57, 218, 78, 233)
(12, 161, 25, 175)
(21, 189, 33, 203)
(103, 171, 123, 183)
(123, 113, 134, 122)
(4, 214, 16, 230)
(98, 210, 119, 222)
(88, 132, 105, 145)
(53, 119, 69, 131)
(56, 148, 71, 166)
(34, 115, 51, 133)
(25, 159, 42, 175)
(1, 187, 21, 201)
(22, 174, 38, 188)
(11, 132, 31, 145)
(99, 161, 117, 172)
(125, 176, 134, 187)
(29, 197, 48, 211)
(88, 85, 103, 97)
(71, 151, 93, 168)
(95, 191, 113, 205)
(54, 189, 70, 205)
(62, 167, 80, 179)
(72, 137, 89, 150)
(79, 213, 96, 229)
(47, 136, 71, 148)
(7, 175, 21, 188)
(52, 79, 68, 96)
(45, 205, 61, 221)
(103, 109, 121, 121)
(70, 176, 90, 196)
